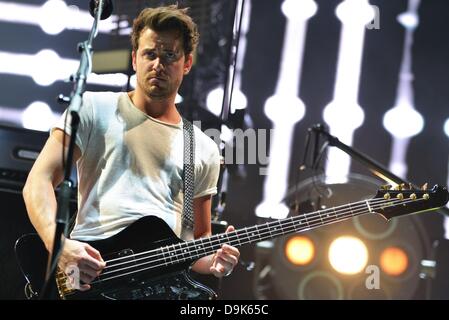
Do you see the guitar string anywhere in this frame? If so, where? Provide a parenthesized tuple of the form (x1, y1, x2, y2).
(79, 197, 424, 285)
(101, 196, 392, 268)
(94, 197, 420, 279)
(59, 197, 423, 290)
(60, 204, 368, 290)
(97, 197, 387, 273)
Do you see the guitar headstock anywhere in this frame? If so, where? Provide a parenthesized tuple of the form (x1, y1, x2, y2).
(373, 184, 449, 220)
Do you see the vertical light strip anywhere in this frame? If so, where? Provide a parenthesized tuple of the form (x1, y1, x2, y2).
(323, 0, 374, 181)
(231, 0, 251, 113)
(382, 0, 424, 178)
(255, 0, 317, 219)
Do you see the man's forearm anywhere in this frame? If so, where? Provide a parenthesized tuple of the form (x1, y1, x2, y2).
(23, 178, 58, 252)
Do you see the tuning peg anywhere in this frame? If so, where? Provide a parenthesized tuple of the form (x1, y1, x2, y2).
(381, 184, 392, 190)
(421, 183, 428, 191)
(393, 184, 402, 191)
(397, 193, 404, 200)
(410, 193, 417, 200)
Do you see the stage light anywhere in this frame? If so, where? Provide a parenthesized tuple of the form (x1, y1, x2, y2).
(255, 174, 432, 299)
(206, 87, 225, 116)
(380, 246, 409, 277)
(0, 49, 131, 88)
(0, 0, 117, 34)
(397, 11, 419, 29)
(335, 0, 375, 24)
(382, 104, 424, 139)
(255, 0, 314, 220)
(87, 73, 129, 87)
(175, 94, 183, 104)
(21, 101, 56, 131)
(281, 0, 317, 20)
(206, 86, 248, 117)
(32, 49, 69, 86)
(284, 236, 315, 266)
(323, 0, 373, 179)
(328, 236, 368, 275)
(443, 118, 449, 137)
(40, 0, 68, 35)
(264, 95, 305, 125)
(255, 94, 305, 219)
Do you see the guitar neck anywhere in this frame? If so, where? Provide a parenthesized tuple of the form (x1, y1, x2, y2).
(179, 198, 374, 262)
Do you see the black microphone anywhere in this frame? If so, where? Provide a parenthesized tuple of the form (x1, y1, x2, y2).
(89, 0, 113, 20)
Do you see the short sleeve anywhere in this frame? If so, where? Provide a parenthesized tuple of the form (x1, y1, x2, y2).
(51, 92, 94, 155)
(193, 139, 220, 198)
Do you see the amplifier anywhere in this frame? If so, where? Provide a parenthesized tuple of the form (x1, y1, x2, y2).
(0, 125, 77, 299)
(0, 125, 48, 191)
(0, 124, 77, 191)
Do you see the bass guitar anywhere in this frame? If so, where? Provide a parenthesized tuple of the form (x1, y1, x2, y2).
(15, 184, 448, 300)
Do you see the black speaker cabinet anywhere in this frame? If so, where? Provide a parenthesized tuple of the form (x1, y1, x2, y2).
(0, 188, 37, 299)
(0, 125, 77, 299)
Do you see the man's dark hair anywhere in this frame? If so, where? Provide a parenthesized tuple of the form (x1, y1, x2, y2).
(131, 4, 199, 56)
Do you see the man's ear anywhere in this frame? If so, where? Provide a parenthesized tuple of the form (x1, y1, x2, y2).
(132, 50, 137, 72)
(184, 54, 193, 75)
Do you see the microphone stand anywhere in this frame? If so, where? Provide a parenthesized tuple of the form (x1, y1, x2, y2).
(211, 0, 245, 221)
(311, 123, 449, 217)
(39, 0, 107, 299)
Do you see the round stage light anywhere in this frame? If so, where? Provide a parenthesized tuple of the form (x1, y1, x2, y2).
(380, 246, 409, 277)
(328, 236, 368, 275)
(284, 236, 315, 266)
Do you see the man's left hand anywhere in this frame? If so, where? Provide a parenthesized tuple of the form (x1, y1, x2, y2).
(210, 226, 240, 278)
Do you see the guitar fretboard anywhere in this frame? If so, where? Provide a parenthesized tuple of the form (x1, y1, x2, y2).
(159, 198, 374, 265)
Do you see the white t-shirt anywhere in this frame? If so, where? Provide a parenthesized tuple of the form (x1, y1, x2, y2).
(53, 91, 220, 241)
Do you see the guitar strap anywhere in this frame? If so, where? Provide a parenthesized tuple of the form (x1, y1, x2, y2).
(68, 117, 196, 238)
(181, 117, 195, 238)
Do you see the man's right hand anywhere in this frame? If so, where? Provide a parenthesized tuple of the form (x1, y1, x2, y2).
(58, 239, 106, 291)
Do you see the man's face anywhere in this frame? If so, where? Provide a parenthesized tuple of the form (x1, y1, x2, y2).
(132, 28, 192, 100)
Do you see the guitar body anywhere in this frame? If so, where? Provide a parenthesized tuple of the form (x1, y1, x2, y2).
(15, 216, 217, 300)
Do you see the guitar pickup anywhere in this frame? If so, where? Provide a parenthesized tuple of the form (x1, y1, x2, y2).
(99, 248, 135, 281)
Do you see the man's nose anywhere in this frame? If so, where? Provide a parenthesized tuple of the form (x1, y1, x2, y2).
(152, 57, 163, 71)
